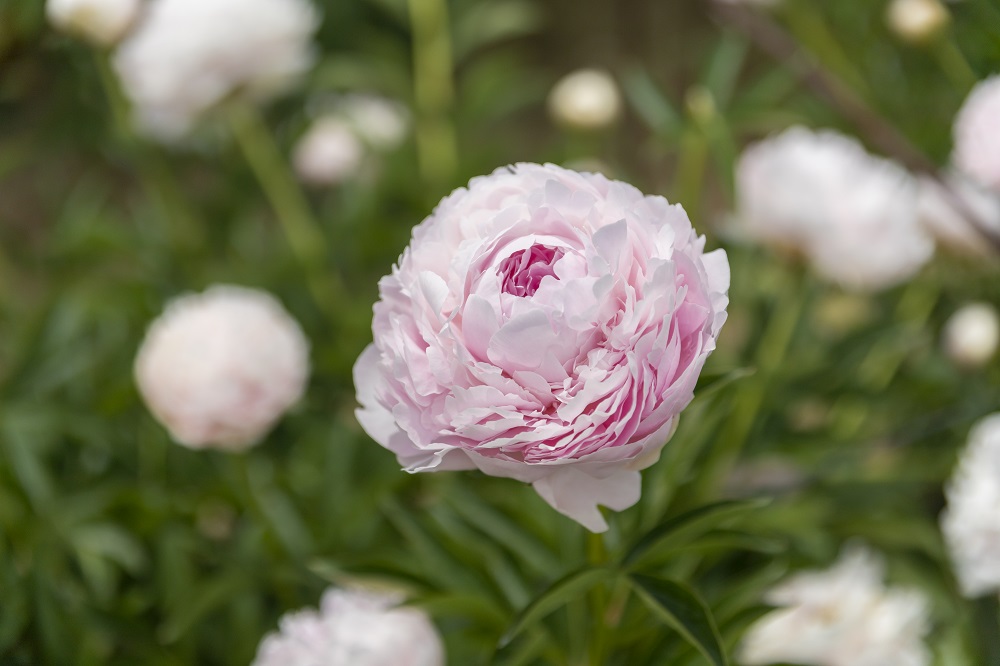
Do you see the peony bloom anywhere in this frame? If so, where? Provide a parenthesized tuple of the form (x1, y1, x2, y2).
(917, 173, 1000, 256)
(293, 117, 366, 186)
(739, 545, 932, 666)
(547, 69, 621, 132)
(113, 0, 317, 140)
(942, 414, 1000, 596)
(47, 0, 141, 46)
(354, 163, 729, 532)
(735, 127, 934, 291)
(336, 94, 410, 151)
(252, 587, 444, 666)
(135, 285, 309, 450)
(953, 76, 1000, 192)
(886, 0, 950, 44)
(943, 303, 1000, 368)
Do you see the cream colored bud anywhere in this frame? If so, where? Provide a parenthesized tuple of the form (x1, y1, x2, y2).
(548, 69, 621, 131)
(887, 0, 950, 44)
(47, 0, 141, 46)
(944, 302, 1000, 368)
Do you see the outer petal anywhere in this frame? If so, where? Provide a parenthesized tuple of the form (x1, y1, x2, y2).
(532, 467, 642, 533)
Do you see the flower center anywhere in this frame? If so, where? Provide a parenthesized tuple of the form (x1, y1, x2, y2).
(497, 243, 566, 297)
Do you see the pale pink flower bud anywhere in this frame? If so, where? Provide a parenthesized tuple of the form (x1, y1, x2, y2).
(293, 117, 366, 186)
(943, 302, 1000, 368)
(134, 285, 310, 450)
(354, 163, 729, 532)
(886, 0, 950, 44)
(113, 0, 317, 140)
(47, 0, 141, 46)
(942, 414, 1000, 596)
(953, 76, 1000, 192)
(252, 588, 444, 666)
(548, 69, 621, 131)
(735, 127, 934, 291)
(740, 545, 932, 666)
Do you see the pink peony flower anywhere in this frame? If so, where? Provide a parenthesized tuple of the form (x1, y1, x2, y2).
(953, 76, 1000, 192)
(354, 163, 729, 532)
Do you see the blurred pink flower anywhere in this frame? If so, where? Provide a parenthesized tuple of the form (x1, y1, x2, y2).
(354, 163, 729, 532)
(953, 76, 1000, 192)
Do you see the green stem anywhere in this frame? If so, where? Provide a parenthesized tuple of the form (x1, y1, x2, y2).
(407, 0, 458, 188)
(783, 6, 868, 95)
(932, 38, 977, 91)
(859, 280, 940, 391)
(586, 532, 610, 666)
(674, 128, 708, 222)
(228, 103, 343, 317)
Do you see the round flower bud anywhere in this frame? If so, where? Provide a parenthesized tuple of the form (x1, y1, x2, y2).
(943, 302, 1000, 368)
(734, 126, 934, 291)
(917, 172, 1000, 257)
(354, 163, 729, 532)
(953, 76, 1000, 192)
(293, 117, 366, 186)
(134, 285, 310, 450)
(547, 69, 621, 131)
(942, 414, 1000, 596)
(740, 545, 932, 666)
(337, 94, 410, 151)
(47, 0, 140, 46)
(252, 588, 444, 666)
(113, 0, 318, 140)
(886, 0, 950, 44)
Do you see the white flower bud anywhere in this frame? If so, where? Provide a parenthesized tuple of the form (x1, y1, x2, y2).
(134, 285, 310, 450)
(943, 302, 1000, 368)
(953, 76, 1000, 192)
(47, 0, 141, 46)
(293, 117, 366, 186)
(252, 588, 445, 666)
(886, 0, 950, 44)
(337, 94, 410, 151)
(547, 69, 621, 131)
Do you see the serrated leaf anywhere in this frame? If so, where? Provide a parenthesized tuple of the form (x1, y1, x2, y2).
(498, 566, 617, 648)
(629, 574, 728, 666)
(624, 499, 768, 567)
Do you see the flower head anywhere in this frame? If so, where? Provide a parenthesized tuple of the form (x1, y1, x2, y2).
(135, 285, 310, 450)
(953, 76, 1000, 192)
(735, 126, 934, 290)
(252, 588, 444, 666)
(740, 545, 931, 666)
(943, 303, 1000, 368)
(354, 163, 729, 532)
(547, 69, 621, 131)
(886, 0, 950, 44)
(293, 117, 366, 186)
(47, 0, 141, 46)
(113, 0, 318, 139)
(942, 414, 1000, 596)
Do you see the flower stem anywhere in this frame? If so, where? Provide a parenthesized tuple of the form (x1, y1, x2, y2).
(932, 38, 977, 91)
(407, 0, 458, 188)
(586, 532, 610, 666)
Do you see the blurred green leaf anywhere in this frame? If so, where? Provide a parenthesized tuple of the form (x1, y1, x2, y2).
(628, 574, 728, 666)
(452, 0, 543, 61)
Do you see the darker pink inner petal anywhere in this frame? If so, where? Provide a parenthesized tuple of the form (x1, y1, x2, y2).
(497, 244, 566, 297)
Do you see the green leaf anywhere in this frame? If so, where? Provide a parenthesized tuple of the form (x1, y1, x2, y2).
(453, 0, 543, 61)
(623, 499, 768, 567)
(498, 566, 617, 648)
(621, 67, 683, 137)
(693, 367, 756, 401)
(628, 574, 728, 666)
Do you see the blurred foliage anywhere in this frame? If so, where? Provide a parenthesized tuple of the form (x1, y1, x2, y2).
(0, 0, 999, 664)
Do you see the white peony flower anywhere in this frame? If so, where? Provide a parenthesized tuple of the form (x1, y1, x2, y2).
(252, 588, 445, 666)
(134, 285, 310, 450)
(547, 69, 621, 131)
(943, 303, 1000, 368)
(735, 126, 934, 291)
(917, 172, 1000, 256)
(293, 117, 366, 186)
(336, 94, 410, 151)
(942, 414, 1000, 596)
(113, 0, 318, 140)
(47, 0, 141, 46)
(886, 0, 950, 44)
(953, 76, 1000, 192)
(740, 545, 932, 666)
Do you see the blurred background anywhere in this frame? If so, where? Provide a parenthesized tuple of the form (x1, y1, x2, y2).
(1, 0, 999, 663)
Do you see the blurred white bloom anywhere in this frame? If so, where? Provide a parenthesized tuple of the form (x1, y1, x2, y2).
(917, 173, 1000, 256)
(547, 69, 621, 131)
(134, 285, 309, 450)
(953, 76, 1000, 192)
(293, 117, 365, 186)
(735, 126, 934, 291)
(337, 94, 410, 151)
(252, 588, 445, 666)
(113, 0, 318, 140)
(47, 0, 141, 46)
(943, 303, 1000, 368)
(740, 545, 931, 666)
(942, 414, 1000, 596)
(886, 0, 950, 44)
(715, 0, 781, 8)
